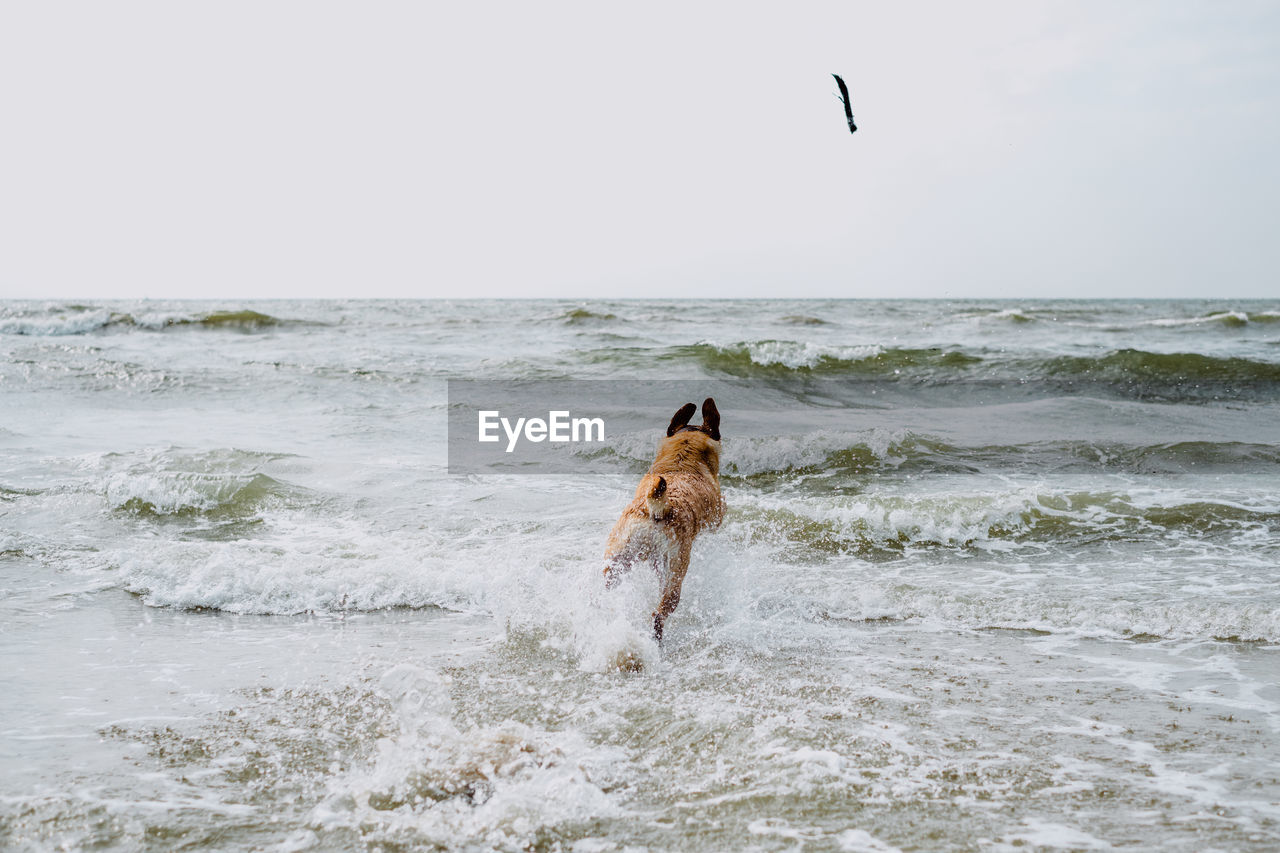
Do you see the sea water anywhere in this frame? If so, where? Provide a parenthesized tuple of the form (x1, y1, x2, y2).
(1, 299, 1278, 850)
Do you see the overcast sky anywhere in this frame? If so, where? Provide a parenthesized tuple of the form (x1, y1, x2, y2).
(2, 1, 1277, 300)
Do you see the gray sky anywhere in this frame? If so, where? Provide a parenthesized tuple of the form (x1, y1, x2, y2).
(2, 1, 1277, 300)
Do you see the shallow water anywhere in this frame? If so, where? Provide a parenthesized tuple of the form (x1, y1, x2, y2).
(2, 299, 1278, 850)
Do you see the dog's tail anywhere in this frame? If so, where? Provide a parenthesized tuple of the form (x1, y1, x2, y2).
(645, 475, 668, 521)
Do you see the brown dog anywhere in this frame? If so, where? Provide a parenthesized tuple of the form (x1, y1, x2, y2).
(603, 398, 725, 641)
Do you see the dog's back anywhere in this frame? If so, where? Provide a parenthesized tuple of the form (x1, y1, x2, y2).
(604, 398, 724, 641)
(644, 428, 724, 532)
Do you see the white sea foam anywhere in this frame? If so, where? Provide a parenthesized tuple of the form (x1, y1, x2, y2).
(1144, 311, 1249, 328)
(991, 819, 1113, 850)
(96, 459, 673, 662)
(741, 340, 884, 368)
(971, 307, 1037, 324)
(0, 307, 117, 336)
(868, 587, 1280, 643)
(837, 828, 905, 852)
(0, 304, 282, 336)
(721, 428, 912, 477)
(735, 487, 1062, 548)
(112, 516, 478, 615)
(693, 339, 884, 369)
(747, 817, 825, 841)
(313, 664, 619, 848)
(86, 461, 1280, 644)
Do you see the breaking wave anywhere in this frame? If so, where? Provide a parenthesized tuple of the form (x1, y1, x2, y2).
(1143, 310, 1280, 328)
(0, 304, 295, 335)
(106, 471, 301, 519)
(587, 430, 1280, 481)
(673, 341, 981, 376)
(731, 488, 1280, 560)
(1044, 349, 1280, 385)
(964, 307, 1037, 324)
(557, 307, 619, 325)
(653, 341, 1280, 400)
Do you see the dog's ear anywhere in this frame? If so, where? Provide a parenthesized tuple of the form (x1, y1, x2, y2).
(651, 476, 666, 498)
(700, 397, 721, 441)
(667, 403, 697, 437)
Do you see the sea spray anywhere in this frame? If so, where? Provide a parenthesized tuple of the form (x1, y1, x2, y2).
(313, 664, 617, 848)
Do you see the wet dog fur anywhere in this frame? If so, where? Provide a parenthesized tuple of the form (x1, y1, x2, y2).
(603, 398, 725, 641)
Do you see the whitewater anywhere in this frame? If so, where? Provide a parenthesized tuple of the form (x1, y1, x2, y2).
(1, 298, 1278, 851)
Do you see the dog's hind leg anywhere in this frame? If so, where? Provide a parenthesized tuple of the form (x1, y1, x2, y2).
(603, 552, 632, 589)
(652, 540, 692, 642)
(603, 521, 641, 588)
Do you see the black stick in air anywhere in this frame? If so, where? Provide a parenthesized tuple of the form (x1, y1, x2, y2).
(832, 73, 857, 133)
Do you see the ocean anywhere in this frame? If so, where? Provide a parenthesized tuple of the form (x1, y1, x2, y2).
(1, 298, 1277, 851)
